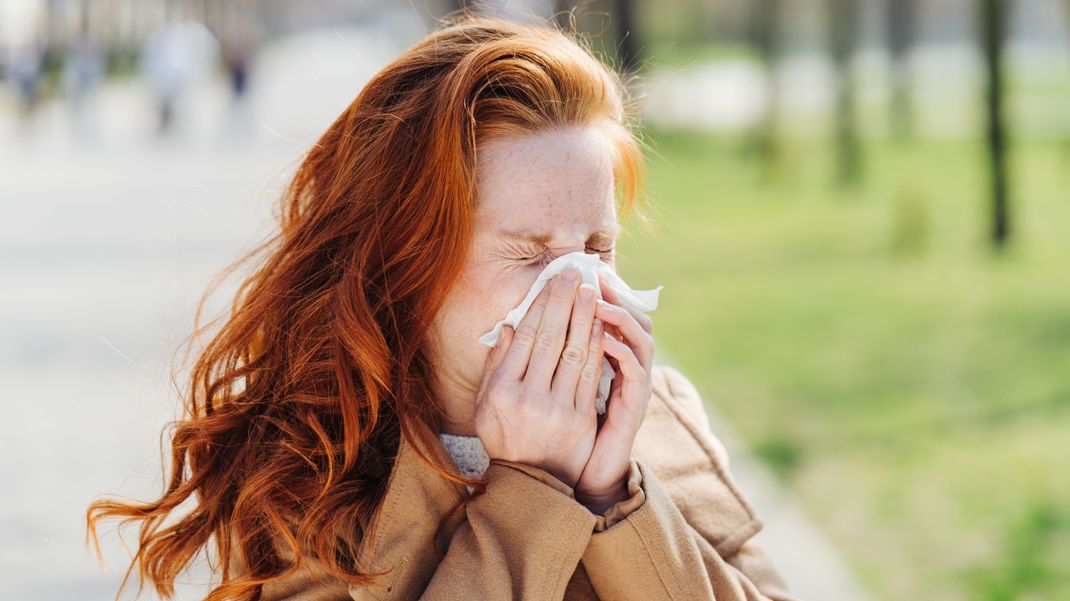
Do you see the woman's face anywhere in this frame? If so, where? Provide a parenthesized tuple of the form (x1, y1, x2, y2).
(426, 123, 619, 435)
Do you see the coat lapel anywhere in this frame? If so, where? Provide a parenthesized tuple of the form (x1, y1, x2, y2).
(349, 427, 469, 600)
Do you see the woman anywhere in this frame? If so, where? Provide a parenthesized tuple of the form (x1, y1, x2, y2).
(86, 13, 798, 601)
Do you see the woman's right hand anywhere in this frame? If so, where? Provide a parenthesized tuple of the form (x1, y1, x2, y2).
(474, 266, 605, 489)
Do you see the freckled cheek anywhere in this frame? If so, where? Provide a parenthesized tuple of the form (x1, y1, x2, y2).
(449, 272, 508, 327)
(475, 272, 538, 329)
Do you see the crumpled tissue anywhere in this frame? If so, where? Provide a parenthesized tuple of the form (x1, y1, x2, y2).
(478, 251, 662, 415)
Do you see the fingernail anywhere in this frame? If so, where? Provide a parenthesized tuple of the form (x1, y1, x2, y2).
(579, 285, 594, 302)
(561, 268, 577, 283)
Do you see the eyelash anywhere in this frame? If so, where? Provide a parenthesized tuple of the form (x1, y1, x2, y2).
(523, 248, 614, 264)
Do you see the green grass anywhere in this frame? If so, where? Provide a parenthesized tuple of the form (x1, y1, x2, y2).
(617, 128, 1070, 601)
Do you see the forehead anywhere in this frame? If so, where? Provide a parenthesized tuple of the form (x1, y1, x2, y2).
(474, 124, 618, 244)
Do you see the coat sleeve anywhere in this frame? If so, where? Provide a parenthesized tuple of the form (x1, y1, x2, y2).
(417, 458, 598, 600)
(578, 365, 802, 601)
(256, 459, 600, 601)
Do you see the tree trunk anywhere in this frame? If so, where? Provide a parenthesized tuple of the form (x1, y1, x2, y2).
(981, 0, 1010, 247)
(611, 0, 639, 74)
(886, 0, 914, 139)
(750, 0, 783, 179)
(830, 0, 861, 186)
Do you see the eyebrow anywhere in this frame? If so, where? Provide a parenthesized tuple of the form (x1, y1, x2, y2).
(499, 224, 621, 247)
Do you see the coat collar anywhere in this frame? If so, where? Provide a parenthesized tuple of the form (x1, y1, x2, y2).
(350, 426, 470, 599)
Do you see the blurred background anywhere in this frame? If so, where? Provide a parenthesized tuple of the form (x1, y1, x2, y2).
(2, 0, 1068, 600)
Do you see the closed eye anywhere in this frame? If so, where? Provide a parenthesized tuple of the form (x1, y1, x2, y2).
(522, 247, 614, 264)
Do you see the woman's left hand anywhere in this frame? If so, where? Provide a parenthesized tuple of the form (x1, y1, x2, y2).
(573, 271, 655, 514)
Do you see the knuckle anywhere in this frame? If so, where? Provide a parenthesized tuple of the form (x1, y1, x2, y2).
(581, 364, 600, 383)
(544, 401, 568, 421)
(536, 327, 560, 349)
(517, 398, 544, 420)
(515, 324, 538, 345)
(561, 343, 586, 365)
(517, 390, 536, 408)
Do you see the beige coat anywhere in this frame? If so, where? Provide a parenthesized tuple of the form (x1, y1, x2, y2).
(258, 364, 799, 600)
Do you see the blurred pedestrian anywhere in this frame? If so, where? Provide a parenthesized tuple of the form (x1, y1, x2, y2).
(63, 27, 104, 138)
(138, 19, 218, 135)
(7, 39, 44, 120)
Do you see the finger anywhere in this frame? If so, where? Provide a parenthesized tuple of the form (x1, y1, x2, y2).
(594, 299, 654, 373)
(484, 325, 513, 376)
(600, 332, 642, 381)
(573, 317, 604, 414)
(551, 282, 598, 405)
(525, 267, 581, 391)
(599, 330, 645, 414)
(597, 272, 653, 335)
(498, 282, 554, 381)
(477, 325, 513, 408)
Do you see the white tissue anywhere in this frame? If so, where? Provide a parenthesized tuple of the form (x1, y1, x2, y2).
(478, 251, 663, 415)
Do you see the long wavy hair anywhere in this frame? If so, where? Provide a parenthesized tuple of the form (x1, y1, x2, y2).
(86, 9, 652, 601)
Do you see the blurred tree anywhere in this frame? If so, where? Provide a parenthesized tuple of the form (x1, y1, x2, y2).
(829, 0, 861, 186)
(885, 0, 915, 140)
(980, 0, 1010, 247)
(749, 0, 783, 180)
(610, 0, 640, 74)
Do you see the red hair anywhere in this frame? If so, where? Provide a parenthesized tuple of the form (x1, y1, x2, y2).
(86, 10, 651, 601)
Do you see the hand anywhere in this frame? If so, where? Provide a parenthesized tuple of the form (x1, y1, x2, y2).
(474, 267, 606, 489)
(573, 271, 655, 508)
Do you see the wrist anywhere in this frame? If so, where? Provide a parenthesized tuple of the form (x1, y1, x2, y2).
(576, 481, 629, 515)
